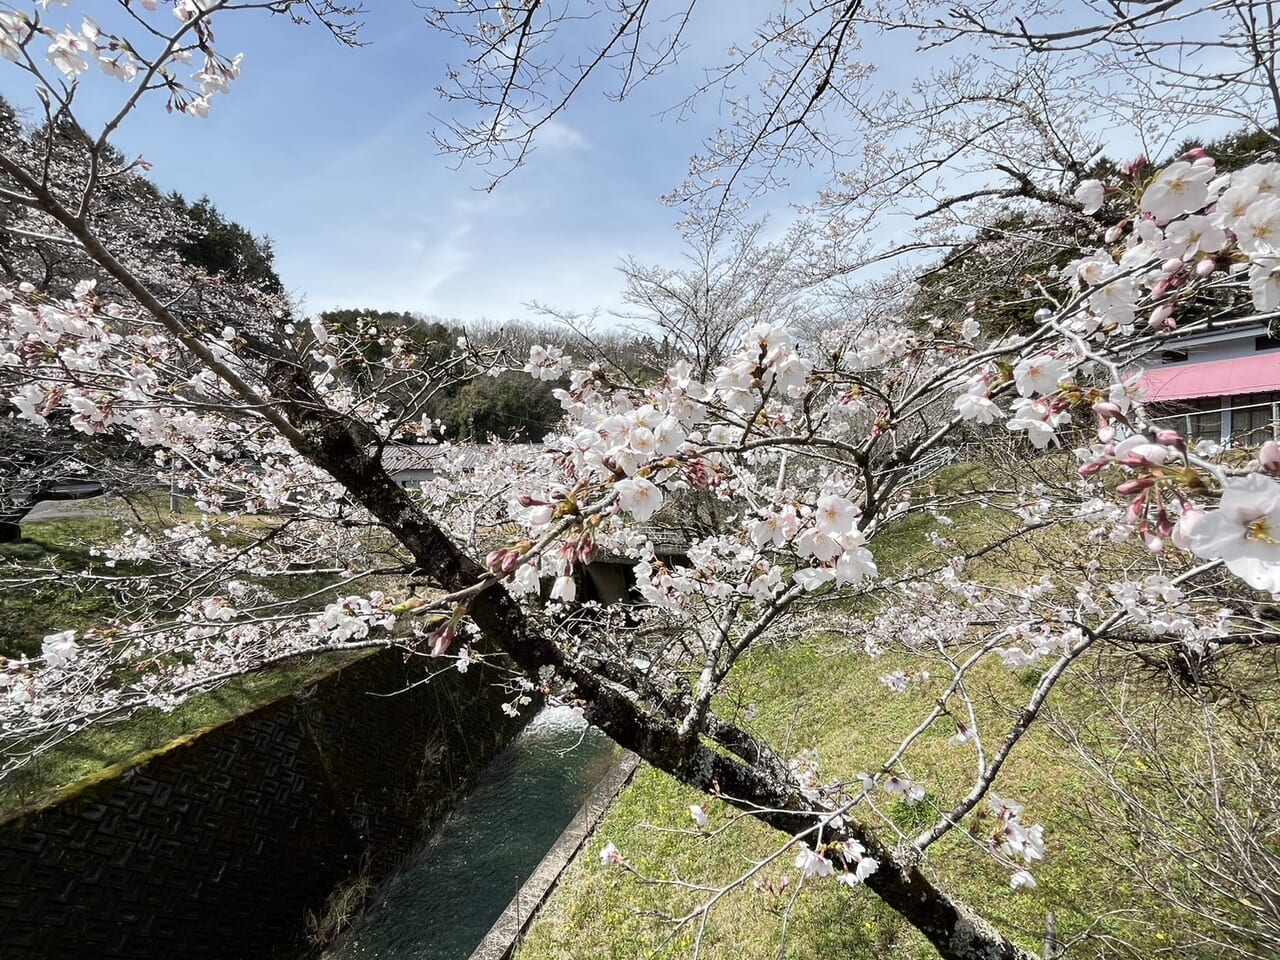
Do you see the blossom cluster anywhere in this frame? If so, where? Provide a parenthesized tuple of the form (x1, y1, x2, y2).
(2, 1, 243, 118)
(987, 795, 1045, 887)
(8, 118, 1280, 906)
(949, 156, 1280, 474)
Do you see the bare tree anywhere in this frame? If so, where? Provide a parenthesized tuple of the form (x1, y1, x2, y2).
(1053, 674, 1280, 959)
(614, 220, 821, 380)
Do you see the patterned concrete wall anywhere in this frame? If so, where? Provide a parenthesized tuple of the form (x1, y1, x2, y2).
(0, 649, 523, 960)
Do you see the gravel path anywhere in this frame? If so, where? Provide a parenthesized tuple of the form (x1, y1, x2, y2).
(22, 496, 114, 524)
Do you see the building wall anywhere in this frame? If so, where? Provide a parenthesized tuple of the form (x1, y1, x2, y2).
(0, 648, 524, 960)
(1147, 327, 1280, 444)
(1179, 338, 1270, 364)
(390, 468, 435, 488)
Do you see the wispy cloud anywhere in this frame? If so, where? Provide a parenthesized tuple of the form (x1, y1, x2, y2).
(536, 118, 589, 152)
(0, 6, 713, 325)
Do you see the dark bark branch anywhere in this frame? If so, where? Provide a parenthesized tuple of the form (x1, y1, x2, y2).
(10, 146, 1036, 958)
(260, 386, 1033, 959)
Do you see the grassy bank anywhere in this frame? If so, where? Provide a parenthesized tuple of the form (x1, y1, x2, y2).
(515, 636, 1163, 960)
(0, 512, 123, 659)
(0, 647, 367, 816)
(515, 477, 1222, 959)
(0, 493, 248, 659)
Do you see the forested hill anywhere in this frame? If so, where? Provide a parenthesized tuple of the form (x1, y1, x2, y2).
(0, 93, 281, 297)
(914, 122, 1280, 340)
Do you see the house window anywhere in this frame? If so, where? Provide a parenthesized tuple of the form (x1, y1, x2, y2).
(1227, 392, 1280, 447)
(1159, 349, 1188, 364)
(1181, 397, 1223, 442)
(1150, 397, 1222, 442)
(1190, 405, 1223, 442)
(1254, 335, 1280, 351)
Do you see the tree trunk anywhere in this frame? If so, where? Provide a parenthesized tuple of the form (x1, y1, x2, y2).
(46, 208, 1036, 958)
(286, 414, 1035, 960)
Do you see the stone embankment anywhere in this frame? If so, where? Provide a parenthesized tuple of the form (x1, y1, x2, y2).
(0, 648, 523, 960)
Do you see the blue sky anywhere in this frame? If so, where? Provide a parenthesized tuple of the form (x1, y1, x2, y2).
(1, 3, 1240, 328)
(1, 2, 820, 325)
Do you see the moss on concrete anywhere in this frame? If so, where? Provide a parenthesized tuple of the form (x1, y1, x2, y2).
(0, 649, 368, 818)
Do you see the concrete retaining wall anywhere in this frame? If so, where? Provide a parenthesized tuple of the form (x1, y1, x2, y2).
(0, 648, 524, 960)
(469, 752, 641, 960)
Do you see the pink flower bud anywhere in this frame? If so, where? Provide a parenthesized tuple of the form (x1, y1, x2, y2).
(1104, 221, 1127, 244)
(1117, 478, 1153, 496)
(1125, 497, 1147, 524)
(1141, 530, 1164, 553)
(1122, 154, 1147, 178)
(485, 549, 507, 573)
(1155, 428, 1183, 446)
(1261, 440, 1280, 472)
(429, 624, 456, 657)
(1097, 425, 1116, 443)
(1180, 146, 1210, 162)
(1122, 445, 1167, 467)
(1092, 401, 1122, 418)
(1149, 304, 1173, 326)
(1195, 258, 1217, 277)
(1078, 459, 1107, 477)
(1162, 258, 1184, 274)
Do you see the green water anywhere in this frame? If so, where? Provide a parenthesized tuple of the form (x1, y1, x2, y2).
(322, 707, 616, 960)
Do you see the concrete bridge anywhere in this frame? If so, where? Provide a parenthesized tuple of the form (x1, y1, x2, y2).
(581, 524, 689, 605)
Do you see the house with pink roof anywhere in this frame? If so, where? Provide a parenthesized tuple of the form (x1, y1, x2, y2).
(1141, 323, 1280, 445)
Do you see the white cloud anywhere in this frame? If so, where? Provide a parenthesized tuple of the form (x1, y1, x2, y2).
(537, 118, 588, 152)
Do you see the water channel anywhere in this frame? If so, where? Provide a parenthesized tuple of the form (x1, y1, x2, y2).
(321, 706, 617, 960)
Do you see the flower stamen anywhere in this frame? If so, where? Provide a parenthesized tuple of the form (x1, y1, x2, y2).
(1246, 517, 1280, 545)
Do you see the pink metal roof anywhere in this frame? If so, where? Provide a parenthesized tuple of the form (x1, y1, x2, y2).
(1139, 353, 1280, 402)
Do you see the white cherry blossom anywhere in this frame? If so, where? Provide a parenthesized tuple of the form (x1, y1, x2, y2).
(47, 29, 91, 76)
(1178, 474, 1280, 591)
(41, 630, 79, 669)
(953, 391, 1001, 424)
(1236, 196, 1280, 258)
(1074, 178, 1105, 214)
(1140, 160, 1215, 221)
(1012, 355, 1068, 397)
(795, 847, 834, 879)
(614, 476, 663, 521)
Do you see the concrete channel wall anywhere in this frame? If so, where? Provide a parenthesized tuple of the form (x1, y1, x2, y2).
(470, 752, 641, 960)
(0, 648, 525, 960)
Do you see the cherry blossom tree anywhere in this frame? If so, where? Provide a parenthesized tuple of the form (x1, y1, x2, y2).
(6, 4, 1280, 960)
